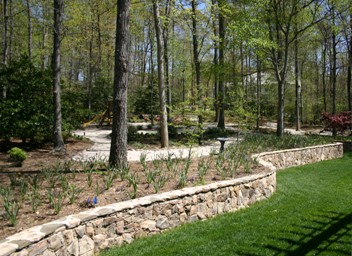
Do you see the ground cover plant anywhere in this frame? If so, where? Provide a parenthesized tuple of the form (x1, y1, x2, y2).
(101, 153, 352, 256)
(0, 132, 339, 240)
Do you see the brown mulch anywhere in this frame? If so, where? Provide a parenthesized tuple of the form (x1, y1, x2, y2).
(0, 138, 267, 240)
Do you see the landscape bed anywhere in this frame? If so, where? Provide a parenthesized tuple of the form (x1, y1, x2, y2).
(0, 142, 343, 256)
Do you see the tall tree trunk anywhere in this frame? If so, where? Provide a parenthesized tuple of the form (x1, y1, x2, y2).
(163, 0, 172, 121)
(87, 35, 93, 110)
(332, 4, 337, 136)
(109, 0, 131, 168)
(2, 0, 9, 98)
(295, 32, 301, 131)
(8, 0, 12, 63)
(322, 39, 327, 112)
(41, 0, 48, 70)
(217, 0, 225, 129)
(26, 0, 32, 60)
(53, 0, 65, 151)
(153, 0, 169, 148)
(149, 36, 155, 127)
(347, 10, 352, 111)
(212, 0, 219, 122)
(191, 0, 202, 125)
(256, 56, 261, 131)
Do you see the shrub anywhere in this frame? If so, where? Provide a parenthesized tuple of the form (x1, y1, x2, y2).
(0, 56, 53, 141)
(322, 111, 352, 135)
(7, 147, 27, 165)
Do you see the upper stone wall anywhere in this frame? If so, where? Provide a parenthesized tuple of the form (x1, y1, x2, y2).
(253, 143, 343, 170)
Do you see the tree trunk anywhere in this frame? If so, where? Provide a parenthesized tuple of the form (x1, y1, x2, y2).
(322, 39, 327, 112)
(26, 0, 32, 60)
(163, 0, 172, 121)
(332, 5, 337, 136)
(256, 56, 261, 131)
(217, 0, 225, 129)
(153, 0, 169, 148)
(53, 0, 65, 151)
(109, 0, 131, 168)
(212, 0, 219, 123)
(347, 11, 352, 111)
(40, 0, 48, 69)
(191, 0, 202, 125)
(2, 0, 9, 98)
(295, 34, 301, 131)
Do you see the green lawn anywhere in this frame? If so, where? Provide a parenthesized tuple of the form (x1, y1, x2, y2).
(101, 153, 352, 256)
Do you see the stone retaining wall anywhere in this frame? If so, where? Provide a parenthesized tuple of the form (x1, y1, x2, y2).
(1, 172, 276, 256)
(0, 143, 343, 256)
(253, 143, 343, 170)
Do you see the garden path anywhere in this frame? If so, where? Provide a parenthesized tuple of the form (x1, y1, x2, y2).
(72, 125, 224, 162)
(72, 122, 329, 163)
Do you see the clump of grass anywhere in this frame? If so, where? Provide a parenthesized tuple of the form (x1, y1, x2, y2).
(0, 186, 21, 226)
(197, 157, 211, 184)
(47, 188, 66, 215)
(126, 172, 140, 199)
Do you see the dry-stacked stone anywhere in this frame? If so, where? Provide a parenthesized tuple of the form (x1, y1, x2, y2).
(0, 143, 343, 256)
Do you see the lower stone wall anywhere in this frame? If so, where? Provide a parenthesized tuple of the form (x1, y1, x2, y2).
(253, 143, 343, 170)
(1, 172, 276, 256)
(0, 143, 343, 256)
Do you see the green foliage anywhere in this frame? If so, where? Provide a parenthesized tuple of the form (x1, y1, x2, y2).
(7, 147, 27, 164)
(61, 87, 93, 132)
(132, 84, 159, 115)
(0, 57, 53, 141)
(0, 187, 21, 226)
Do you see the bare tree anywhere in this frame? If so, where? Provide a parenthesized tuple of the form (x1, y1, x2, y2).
(109, 0, 131, 168)
(153, 0, 169, 148)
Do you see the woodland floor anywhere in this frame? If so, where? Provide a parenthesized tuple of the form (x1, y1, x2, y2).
(0, 137, 267, 240)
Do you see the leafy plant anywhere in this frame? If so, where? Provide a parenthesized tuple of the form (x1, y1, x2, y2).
(47, 188, 66, 215)
(67, 183, 82, 204)
(322, 111, 352, 135)
(1, 187, 21, 226)
(197, 157, 211, 184)
(7, 147, 27, 166)
(117, 166, 130, 181)
(215, 153, 227, 179)
(176, 147, 193, 188)
(28, 189, 41, 213)
(152, 174, 169, 193)
(126, 172, 140, 199)
(104, 167, 118, 190)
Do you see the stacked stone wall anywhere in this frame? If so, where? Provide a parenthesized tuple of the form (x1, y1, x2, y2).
(253, 143, 343, 170)
(0, 143, 343, 256)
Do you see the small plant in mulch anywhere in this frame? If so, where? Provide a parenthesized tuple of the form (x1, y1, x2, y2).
(7, 147, 27, 167)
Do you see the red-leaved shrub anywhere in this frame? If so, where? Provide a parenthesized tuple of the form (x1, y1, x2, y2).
(322, 111, 352, 135)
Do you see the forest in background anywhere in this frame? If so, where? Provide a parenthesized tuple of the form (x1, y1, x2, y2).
(0, 0, 351, 143)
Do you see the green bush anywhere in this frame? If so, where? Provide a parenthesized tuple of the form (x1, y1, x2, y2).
(7, 147, 27, 165)
(0, 56, 53, 141)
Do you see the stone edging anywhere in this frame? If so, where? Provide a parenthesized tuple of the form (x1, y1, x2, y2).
(252, 143, 343, 170)
(0, 143, 343, 256)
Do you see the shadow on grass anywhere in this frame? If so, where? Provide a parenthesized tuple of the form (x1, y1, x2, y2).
(262, 211, 352, 255)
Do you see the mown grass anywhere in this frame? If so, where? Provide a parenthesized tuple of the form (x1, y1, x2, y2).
(101, 153, 352, 256)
